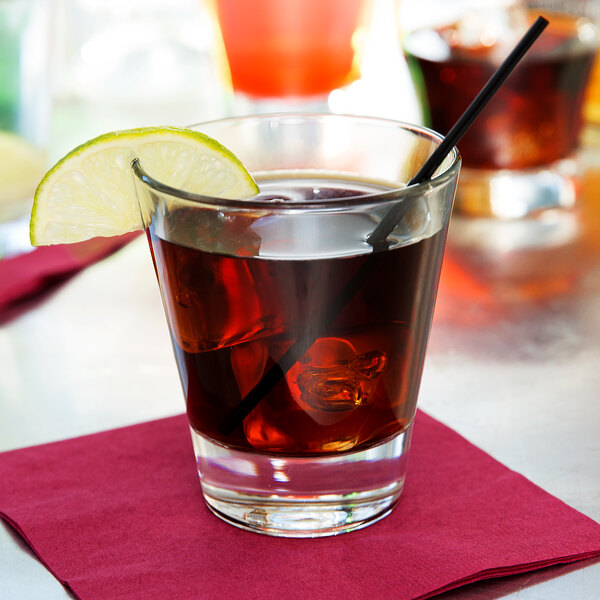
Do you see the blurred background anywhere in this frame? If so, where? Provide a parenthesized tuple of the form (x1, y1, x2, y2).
(3, 0, 422, 165)
(2, 0, 599, 296)
(1, 0, 599, 208)
(0, 0, 421, 244)
(2, 0, 599, 202)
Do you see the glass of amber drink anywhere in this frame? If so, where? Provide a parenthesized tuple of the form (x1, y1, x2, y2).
(133, 114, 460, 537)
(403, 1, 599, 219)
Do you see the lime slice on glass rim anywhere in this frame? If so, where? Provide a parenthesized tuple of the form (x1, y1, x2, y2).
(30, 126, 259, 246)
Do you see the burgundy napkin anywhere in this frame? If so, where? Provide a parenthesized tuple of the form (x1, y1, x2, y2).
(0, 233, 139, 322)
(1, 411, 599, 600)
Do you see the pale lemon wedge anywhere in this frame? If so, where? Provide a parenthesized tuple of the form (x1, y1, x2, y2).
(30, 126, 258, 245)
(0, 132, 47, 222)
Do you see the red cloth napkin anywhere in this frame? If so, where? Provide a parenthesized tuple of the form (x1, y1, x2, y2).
(0, 233, 139, 322)
(1, 411, 599, 600)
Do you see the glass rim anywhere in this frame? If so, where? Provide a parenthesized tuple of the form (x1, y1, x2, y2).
(131, 113, 461, 210)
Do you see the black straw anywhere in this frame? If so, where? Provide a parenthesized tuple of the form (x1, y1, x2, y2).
(219, 16, 549, 435)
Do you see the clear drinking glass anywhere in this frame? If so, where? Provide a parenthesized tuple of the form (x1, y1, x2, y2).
(133, 114, 460, 537)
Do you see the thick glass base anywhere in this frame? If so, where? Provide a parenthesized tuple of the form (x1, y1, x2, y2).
(455, 157, 580, 219)
(190, 425, 412, 537)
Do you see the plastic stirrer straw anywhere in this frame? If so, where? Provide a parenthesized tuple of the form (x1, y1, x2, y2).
(219, 16, 549, 435)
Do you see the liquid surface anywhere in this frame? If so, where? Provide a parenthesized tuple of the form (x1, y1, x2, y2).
(255, 174, 392, 203)
(148, 175, 446, 455)
(404, 11, 597, 169)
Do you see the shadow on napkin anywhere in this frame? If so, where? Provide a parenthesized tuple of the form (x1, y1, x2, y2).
(0, 410, 599, 600)
(0, 232, 140, 324)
